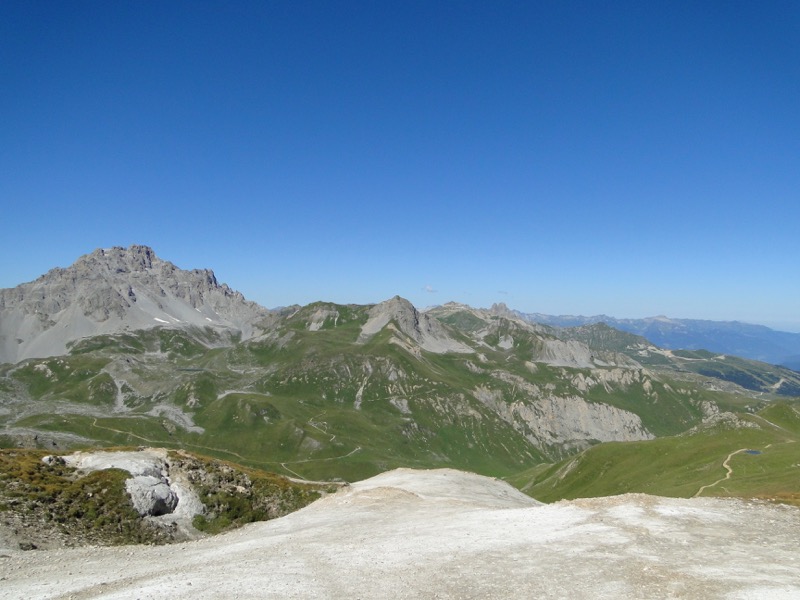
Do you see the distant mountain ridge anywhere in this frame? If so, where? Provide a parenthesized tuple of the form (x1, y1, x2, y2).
(497, 305, 800, 370)
(2, 245, 800, 490)
(2, 246, 799, 373)
(2, 246, 799, 525)
(0, 245, 273, 364)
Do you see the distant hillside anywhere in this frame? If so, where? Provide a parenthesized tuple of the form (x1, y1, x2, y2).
(513, 402, 800, 505)
(505, 306, 800, 370)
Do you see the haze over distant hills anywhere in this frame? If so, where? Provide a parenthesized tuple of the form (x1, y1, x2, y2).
(505, 307, 800, 371)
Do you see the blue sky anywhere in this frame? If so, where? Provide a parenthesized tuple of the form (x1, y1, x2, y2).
(2, 1, 799, 330)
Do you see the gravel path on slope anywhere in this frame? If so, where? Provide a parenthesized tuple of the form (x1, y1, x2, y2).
(2, 468, 799, 599)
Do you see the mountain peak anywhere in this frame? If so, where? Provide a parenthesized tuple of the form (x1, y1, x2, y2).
(383, 295, 415, 309)
(0, 246, 270, 364)
(489, 302, 517, 318)
(76, 244, 158, 271)
(357, 296, 472, 355)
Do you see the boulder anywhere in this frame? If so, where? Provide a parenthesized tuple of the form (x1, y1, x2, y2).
(126, 475, 179, 516)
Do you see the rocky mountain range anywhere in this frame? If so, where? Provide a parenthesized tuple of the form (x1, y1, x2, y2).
(1, 244, 799, 600)
(511, 306, 800, 370)
(0, 245, 273, 364)
(1, 245, 799, 495)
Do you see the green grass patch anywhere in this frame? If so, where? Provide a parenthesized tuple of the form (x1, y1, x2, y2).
(517, 404, 800, 504)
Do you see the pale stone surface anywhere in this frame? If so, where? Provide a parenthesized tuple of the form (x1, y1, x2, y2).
(63, 448, 203, 521)
(2, 468, 799, 599)
(126, 475, 179, 516)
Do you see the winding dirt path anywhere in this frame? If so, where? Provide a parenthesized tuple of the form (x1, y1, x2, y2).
(90, 418, 361, 478)
(308, 411, 337, 442)
(693, 448, 750, 498)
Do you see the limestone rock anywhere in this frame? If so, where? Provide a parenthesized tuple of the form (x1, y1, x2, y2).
(63, 449, 204, 523)
(126, 475, 179, 516)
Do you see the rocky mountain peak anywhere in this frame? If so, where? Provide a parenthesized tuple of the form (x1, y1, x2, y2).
(489, 302, 512, 315)
(95, 244, 156, 269)
(66, 245, 159, 274)
(358, 296, 472, 354)
(379, 295, 417, 314)
(0, 245, 272, 364)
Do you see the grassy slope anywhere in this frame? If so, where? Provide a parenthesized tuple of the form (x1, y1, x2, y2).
(512, 402, 800, 505)
(0, 447, 330, 547)
(3, 318, 545, 481)
(2, 307, 793, 496)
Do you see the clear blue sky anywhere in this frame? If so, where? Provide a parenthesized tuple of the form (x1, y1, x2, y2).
(2, 1, 799, 330)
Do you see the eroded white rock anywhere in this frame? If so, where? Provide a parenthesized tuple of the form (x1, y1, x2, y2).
(126, 475, 179, 516)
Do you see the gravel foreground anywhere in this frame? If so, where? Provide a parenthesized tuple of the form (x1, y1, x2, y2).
(2, 468, 799, 599)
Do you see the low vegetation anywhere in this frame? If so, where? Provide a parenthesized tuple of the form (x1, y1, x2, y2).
(172, 452, 332, 534)
(512, 402, 800, 505)
(0, 449, 170, 547)
(0, 448, 335, 549)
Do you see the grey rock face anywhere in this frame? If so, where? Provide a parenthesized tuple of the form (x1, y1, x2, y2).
(125, 475, 179, 516)
(0, 245, 274, 364)
(63, 449, 202, 522)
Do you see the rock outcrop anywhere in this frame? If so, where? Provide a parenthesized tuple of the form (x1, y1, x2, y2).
(474, 386, 653, 454)
(63, 448, 200, 519)
(126, 475, 179, 516)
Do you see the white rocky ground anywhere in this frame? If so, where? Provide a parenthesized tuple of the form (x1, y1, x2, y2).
(2, 468, 799, 599)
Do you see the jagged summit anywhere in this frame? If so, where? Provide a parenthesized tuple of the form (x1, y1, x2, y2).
(0, 245, 272, 363)
(488, 302, 517, 318)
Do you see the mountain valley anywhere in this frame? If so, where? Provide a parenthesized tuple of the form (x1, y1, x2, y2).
(518, 309, 800, 370)
(0, 246, 798, 522)
(2, 245, 799, 598)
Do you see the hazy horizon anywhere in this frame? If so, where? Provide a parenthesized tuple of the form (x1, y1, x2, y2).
(4, 242, 800, 334)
